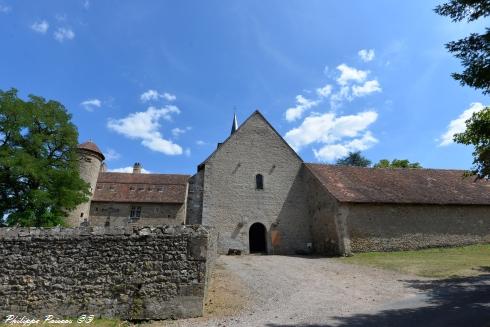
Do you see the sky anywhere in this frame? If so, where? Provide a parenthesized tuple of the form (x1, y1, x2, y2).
(0, 0, 488, 174)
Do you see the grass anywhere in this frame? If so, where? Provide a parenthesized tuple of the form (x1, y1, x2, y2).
(338, 244, 490, 278)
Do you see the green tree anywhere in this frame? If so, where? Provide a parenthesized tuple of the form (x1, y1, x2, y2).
(374, 159, 422, 169)
(435, 1, 490, 94)
(435, 0, 490, 179)
(336, 151, 372, 167)
(0, 88, 90, 226)
(454, 109, 490, 178)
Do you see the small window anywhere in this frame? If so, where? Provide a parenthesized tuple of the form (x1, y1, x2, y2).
(109, 185, 115, 191)
(138, 187, 144, 192)
(129, 186, 135, 191)
(256, 174, 264, 190)
(96, 184, 102, 190)
(130, 206, 141, 219)
(80, 212, 84, 218)
(95, 207, 99, 212)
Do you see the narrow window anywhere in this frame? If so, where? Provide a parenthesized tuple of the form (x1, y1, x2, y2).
(130, 206, 141, 219)
(256, 174, 264, 190)
(80, 212, 84, 218)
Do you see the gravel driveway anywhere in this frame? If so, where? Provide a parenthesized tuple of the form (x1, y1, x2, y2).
(152, 255, 490, 327)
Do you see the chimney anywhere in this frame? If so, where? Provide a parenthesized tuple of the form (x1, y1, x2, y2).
(133, 162, 142, 174)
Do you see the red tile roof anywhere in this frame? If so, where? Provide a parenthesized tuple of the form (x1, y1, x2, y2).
(92, 172, 189, 204)
(78, 141, 105, 160)
(306, 164, 490, 205)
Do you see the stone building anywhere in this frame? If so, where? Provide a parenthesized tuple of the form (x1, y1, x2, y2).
(70, 111, 490, 256)
(68, 143, 189, 227)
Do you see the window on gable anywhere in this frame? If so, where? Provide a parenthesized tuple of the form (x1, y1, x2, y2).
(256, 174, 264, 190)
(130, 206, 141, 219)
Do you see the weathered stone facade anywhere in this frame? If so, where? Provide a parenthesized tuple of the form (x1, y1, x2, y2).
(0, 225, 215, 320)
(199, 112, 312, 254)
(344, 204, 490, 253)
(89, 202, 186, 226)
(67, 144, 104, 227)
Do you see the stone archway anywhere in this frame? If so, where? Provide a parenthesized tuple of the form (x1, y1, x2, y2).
(249, 222, 267, 253)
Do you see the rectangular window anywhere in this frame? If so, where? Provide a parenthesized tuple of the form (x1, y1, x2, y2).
(130, 206, 141, 219)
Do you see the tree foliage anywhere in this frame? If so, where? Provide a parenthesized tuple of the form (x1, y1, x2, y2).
(374, 159, 422, 169)
(435, 0, 490, 179)
(454, 108, 490, 178)
(335, 151, 372, 167)
(0, 88, 90, 226)
(435, 0, 490, 94)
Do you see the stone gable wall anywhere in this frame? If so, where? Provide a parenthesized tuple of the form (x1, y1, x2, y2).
(201, 113, 312, 254)
(0, 225, 216, 320)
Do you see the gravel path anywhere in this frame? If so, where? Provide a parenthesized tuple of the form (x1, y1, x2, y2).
(153, 255, 431, 327)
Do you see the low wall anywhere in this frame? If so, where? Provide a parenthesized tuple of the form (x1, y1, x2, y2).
(343, 203, 490, 253)
(0, 225, 216, 320)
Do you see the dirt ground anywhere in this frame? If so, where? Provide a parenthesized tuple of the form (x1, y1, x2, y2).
(149, 255, 439, 326)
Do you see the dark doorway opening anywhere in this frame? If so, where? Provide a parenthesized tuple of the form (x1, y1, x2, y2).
(249, 222, 267, 253)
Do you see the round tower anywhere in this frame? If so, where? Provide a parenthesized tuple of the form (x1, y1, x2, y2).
(66, 141, 105, 227)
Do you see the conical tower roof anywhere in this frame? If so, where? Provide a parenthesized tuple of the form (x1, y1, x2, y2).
(78, 140, 105, 160)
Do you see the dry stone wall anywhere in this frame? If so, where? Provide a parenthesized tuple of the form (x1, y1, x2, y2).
(0, 225, 215, 320)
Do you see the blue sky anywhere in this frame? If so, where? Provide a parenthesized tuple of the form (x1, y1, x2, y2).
(0, 1, 488, 174)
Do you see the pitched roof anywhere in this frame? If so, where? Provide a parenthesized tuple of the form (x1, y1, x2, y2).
(78, 141, 105, 161)
(306, 164, 490, 205)
(92, 172, 189, 204)
(198, 110, 302, 169)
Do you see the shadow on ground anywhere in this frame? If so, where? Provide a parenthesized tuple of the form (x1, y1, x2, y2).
(266, 268, 490, 327)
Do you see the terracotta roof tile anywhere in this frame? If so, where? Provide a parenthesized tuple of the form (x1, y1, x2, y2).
(92, 172, 189, 204)
(78, 141, 105, 160)
(306, 164, 490, 205)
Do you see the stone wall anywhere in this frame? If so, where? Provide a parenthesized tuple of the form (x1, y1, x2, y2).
(201, 112, 312, 254)
(186, 170, 204, 225)
(0, 225, 215, 320)
(304, 168, 341, 255)
(343, 203, 490, 253)
(89, 202, 186, 227)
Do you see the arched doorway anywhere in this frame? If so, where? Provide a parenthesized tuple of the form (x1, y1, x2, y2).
(249, 222, 267, 253)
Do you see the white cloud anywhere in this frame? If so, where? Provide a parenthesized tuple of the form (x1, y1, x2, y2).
(162, 92, 176, 101)
(83, 0, 90, 9)
(336, 64, 368, 86)
(0, 4, 11, 13)
(352, 80, 382, 97)
(107, 105, 183, 155)
(140, 89, 176, 102)
(196, 140, 207, 146)
(109, 166, 150, 174)
(285, 111, 378, 161)
(53, 27, 74, 42)
(171, 126, 191, 137)
(105, 148, 120, 161)
(140, 90, 159, 102)
(313, 132, 378, 161)
(31, 20, 49, 34)
(184, 148, 191, 157)
(316, 84, 332, 98)
(358, 49, 375, 62)
(439, 102, 486, 146)
(285, 95, 319, 122)
(80, 98, 101, 111)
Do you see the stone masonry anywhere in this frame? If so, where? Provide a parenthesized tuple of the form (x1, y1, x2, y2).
(0, 225, 215, 320)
